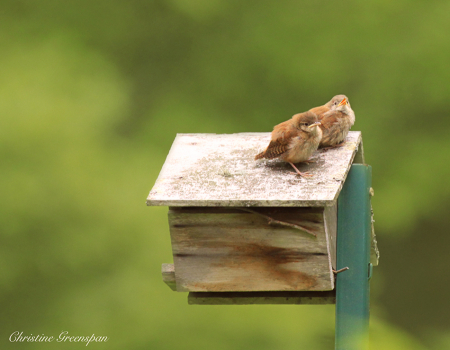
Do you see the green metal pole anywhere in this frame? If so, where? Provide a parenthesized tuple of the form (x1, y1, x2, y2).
(335, 164, 372, 350)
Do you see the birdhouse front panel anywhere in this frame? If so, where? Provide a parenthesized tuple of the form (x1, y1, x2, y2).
(168, 206, 335, 292)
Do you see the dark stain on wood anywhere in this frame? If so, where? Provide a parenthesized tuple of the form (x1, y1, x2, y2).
(206, 242, 321, 290)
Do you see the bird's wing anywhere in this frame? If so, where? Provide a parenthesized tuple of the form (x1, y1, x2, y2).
(319, 110, 341, 129)
(255, 119, 299, 160)
(310, 105, 329, 116)
(257, 139, 288, 159)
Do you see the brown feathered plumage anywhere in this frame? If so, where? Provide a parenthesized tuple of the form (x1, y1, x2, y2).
(314, 95, 355, 148)
(309, 95, 346, 116)
(255, 111, 322, 177)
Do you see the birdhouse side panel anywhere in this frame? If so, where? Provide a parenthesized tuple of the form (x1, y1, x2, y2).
(168, 207, 334, 292)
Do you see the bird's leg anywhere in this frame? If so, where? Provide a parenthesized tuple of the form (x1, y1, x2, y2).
(289, 162, 312, 177)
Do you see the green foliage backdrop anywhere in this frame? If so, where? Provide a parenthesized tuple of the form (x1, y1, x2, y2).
(1, 1, 450, 349)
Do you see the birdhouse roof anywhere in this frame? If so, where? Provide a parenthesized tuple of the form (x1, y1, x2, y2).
(147, 131, 363, 207)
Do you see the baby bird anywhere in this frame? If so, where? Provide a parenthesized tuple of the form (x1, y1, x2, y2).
(309, 94, 344, 116)
(317, 95, 355, 148)
(255, 111, 322, 177)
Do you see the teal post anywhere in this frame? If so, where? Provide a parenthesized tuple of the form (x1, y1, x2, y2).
(335, 164, 372, 350)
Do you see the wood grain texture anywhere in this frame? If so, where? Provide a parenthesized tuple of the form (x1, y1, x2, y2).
(188, 290, 336, 305)
(168, 207, 334, 292)
(353, 137, 365, 164)
(324, 203, 338, 269)
(147, 131, 362, 207)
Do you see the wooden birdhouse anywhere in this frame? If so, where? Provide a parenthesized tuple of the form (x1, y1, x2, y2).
(147, 131, 378, 299)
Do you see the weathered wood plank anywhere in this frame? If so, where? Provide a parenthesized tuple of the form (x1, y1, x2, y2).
(324, 203, 337, 270)
(188, 291, 336, 305)
(168, 207, 334, 292)
(147, 131, 362, 207)
(161, 263, 177, 291)
(353, 137, 365, 164)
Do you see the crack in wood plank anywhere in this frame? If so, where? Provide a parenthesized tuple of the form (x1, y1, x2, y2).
(238, 208, 317, 237)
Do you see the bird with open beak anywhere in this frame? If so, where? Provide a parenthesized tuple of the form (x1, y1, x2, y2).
(255, 111, 322, 177)
(316, 95, 355, 148)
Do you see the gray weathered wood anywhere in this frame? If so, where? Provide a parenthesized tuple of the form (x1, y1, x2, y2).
(324, 203, 338, 270)
(353, 137, 365, 164)
(168, 207, 335, 292)
(188, 290, 336, 305)
(161, 263, 177, 291)
(147, 132, 362, 207)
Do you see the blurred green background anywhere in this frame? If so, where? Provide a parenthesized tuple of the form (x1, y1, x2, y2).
(1, 1, 450, 349)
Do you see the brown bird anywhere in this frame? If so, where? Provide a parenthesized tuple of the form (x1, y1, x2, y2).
(316, 95, 355, 148)
(255, 111, 322, 177)
(309, 94, 343, 116)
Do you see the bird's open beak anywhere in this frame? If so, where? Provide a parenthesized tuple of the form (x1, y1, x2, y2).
(337, 98, 347, 107)
(308, 121, 322, 128)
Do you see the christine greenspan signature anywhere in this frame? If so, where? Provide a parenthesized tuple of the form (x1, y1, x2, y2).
(9, 331, 108, 346)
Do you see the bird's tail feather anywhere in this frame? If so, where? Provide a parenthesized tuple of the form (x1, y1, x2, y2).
(254, 151, 265, 160)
